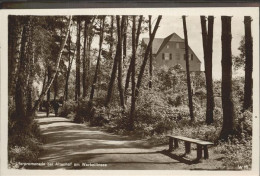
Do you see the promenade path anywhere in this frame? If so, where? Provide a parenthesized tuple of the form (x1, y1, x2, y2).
(34, 112, 223, 170)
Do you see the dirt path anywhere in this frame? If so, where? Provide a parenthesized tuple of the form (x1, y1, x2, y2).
(32, 112, 224, 170)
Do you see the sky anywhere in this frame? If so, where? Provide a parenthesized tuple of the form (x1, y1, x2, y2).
(140, 15, 248, 80)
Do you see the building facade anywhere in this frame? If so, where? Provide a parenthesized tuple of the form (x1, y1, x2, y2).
(142, 33, 201, 71)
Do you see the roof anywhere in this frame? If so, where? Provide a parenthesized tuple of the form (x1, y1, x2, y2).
(142, 33, 184, 55)
(156, 33, 184, 56)
(142, 38, 164, 54)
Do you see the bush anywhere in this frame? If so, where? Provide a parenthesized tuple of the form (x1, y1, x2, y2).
(8, 118, 43, 168)
(215, 137, 252, 170)
(59, 100, 77, 117)
(235, 110, 252, 139)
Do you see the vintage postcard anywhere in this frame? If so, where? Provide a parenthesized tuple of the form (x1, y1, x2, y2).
(0, 6, 259, 176)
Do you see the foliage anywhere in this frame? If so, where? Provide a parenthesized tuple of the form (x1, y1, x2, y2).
(59, 99, 77, 117)
(233, 36, 245, 70)
(8, 115, 43, 168)
(215, 137, 252, 170)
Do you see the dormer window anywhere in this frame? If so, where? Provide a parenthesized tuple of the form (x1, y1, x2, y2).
(166, 45, 169, 49)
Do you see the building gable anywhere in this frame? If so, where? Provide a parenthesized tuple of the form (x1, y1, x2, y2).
(142, 32, 201, 71)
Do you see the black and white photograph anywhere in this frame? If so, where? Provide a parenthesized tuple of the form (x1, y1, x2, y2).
(0, 6, 259, 176)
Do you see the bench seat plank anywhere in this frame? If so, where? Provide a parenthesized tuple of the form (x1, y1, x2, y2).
(167, 135, 214, 145)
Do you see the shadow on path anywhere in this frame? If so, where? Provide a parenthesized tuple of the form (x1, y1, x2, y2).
(30, 113, 223, 170)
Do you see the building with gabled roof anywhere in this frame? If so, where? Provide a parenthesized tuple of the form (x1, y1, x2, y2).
(142, 33, 201, 71)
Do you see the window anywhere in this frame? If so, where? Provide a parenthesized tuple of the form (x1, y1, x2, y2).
(191, 54, 193, 61)
(163, 53, 170, 60)
(176, 43, 180, 49)
(170, 53, 172, 60)
(166, 45, 169, 49)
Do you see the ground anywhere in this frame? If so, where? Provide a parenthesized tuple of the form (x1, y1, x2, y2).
(28, 112, 225, 170)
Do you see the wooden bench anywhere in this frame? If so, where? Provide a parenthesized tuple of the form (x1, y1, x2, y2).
(167, 135, 214, 160)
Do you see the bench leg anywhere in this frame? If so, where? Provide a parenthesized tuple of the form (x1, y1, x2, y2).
(197, 144, 202, 160)
(204, 146, 209, 159)
(169, 138, 173, 152)
(174, 138, 179, 148)
(185, 142, 191, 154)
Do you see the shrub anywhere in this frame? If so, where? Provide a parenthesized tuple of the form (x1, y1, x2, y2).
(59, 100, 77, 117)
(8, 118, 43, 168)
(215, 137, 252, 170)
(235, 110, 252, 139)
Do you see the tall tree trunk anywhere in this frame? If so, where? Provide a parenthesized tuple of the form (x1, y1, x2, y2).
(53, 74, 58, 100)
(64, 29, 71, 101)
(182, 16, 194, 122)
(15, 17, 30, 125)
(105, 18, 119, 107)
(136, 15, 162, 97)
(123, 16, 128, 61)
(201, 16, 214, 124)
(89, 16, 105, 102)
(129, 16, 136, 131)
(148, 15, 153, 88)
(75, 17, 81, 101)
(243, 16, 253, 111)
(125, 15, 143, 96)
(9, 17, 22, 98)
(85, 17, 96, 98)
(26, 23, 35, 115)
(29, 16, 72, 118)
(117, 16, 126, 110)
(109, 16, 114, 58)
(82, 19, 88, 98)
(220, 16, 235, 140)
(82, 19, 90, 98)
(54, 21, 64, 101)
(46, 66, 51, 117)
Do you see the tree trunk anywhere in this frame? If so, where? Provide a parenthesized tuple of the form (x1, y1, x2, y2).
(29, 16, 72, 118)
(75, 17, 81, 101)
(117, 16, 126, 110)
(85, 17, 96, 97)
(53, 74, 58, 100)
(129, 16, 136, 131)
(9, 16, 22, 98)
(136, 15, 162, 97)
(220, 16, 235, 140)
(125, 15, 143, 96)
(64, 29, 71, 101)
(243, 16, 253, 111)
(26, 22, 35, 115)
(82, 18, 90, 98)
(201, 16, 214, 124)
(105, 16, 119, 107)
(89, 16, 105, 102)
(46, 66, 51, 117)
(148, 15, 153, 88)
(123, 16, 128, 61)
(110, 16, 114, 58)
(15, 17, 30, 125)
(135, 15, 143, 47)
(182, 16, 194, 122)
